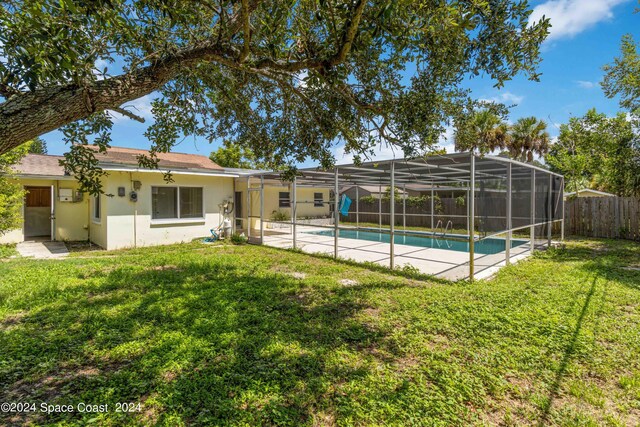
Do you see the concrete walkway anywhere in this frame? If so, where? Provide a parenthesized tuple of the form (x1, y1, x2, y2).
(16, 240, 69, 259)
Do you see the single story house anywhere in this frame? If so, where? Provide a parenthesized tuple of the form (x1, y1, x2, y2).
(1, 146, 331, 250)
(341, 185, 417, 200)
(564, 189, 615, 199)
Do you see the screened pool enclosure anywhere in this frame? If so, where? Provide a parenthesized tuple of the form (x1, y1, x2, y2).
(236, 152, 564, 281)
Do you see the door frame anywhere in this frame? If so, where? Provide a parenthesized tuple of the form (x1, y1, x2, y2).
(22, 185, 55, 241)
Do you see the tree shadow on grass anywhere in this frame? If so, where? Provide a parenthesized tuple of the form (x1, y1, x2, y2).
(543, 240, 640, 291)
(537, 276, 599, 426)
(0, 260, 396, 426)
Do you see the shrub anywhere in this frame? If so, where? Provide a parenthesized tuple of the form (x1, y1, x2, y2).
(359, 195, 377, 204)
(271, 210, 290, 222)
(230, 233, 248, 245)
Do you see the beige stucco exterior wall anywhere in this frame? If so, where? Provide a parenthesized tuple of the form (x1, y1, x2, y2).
(0, 177, 89, 244)
(294, 187, 331, 217)
(89, 191, 107, 249)
(237, 179, 331, 232)
(249, 183, 331, 219)
(99, 171, 235, 250)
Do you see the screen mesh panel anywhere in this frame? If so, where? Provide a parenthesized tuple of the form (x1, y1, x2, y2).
(473, 157, 508, 235)
(511, 163, 533, 229)
(256, 154, 562, 239)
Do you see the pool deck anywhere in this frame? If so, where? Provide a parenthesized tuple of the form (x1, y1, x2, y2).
(260, 225, 532, 281)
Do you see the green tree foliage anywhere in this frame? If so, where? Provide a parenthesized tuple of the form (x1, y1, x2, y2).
(0, 1, 550, 193)
(454, 108, 510, 155)
(546, 109, 640, 196)
(359, 191, 437, 209)
(454, 111, 549, 162)
(602, 34, 640, 114)
(210, 140, 265, 169)
(508, 116, 550, 162)
(0, 145, 29, 235)
(26, 137, 47, 154)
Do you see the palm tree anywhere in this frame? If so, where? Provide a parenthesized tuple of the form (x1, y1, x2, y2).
(508, 117, 550, 162)
(454, 109, 510, 155)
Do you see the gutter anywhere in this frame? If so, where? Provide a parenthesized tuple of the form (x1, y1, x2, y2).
(99, 165, 240, 178)
(14, 174, 75, 180)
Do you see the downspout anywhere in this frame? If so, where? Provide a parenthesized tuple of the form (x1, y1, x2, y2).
(131, 173, 137, 248)
(87, 191, 91, 247)
(52, 181, 58, 241)
(232, 178, 237, 235)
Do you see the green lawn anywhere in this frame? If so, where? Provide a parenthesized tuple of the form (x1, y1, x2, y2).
(0, 243, 17, 258)
(1, 238, 639, 426)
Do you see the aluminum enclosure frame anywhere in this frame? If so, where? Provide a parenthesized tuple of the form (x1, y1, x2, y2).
(245, 152, 564, 281)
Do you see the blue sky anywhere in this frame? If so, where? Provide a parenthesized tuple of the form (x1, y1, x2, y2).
(42, 0, 640, 165)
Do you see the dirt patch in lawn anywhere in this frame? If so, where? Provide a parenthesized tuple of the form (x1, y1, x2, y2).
(147, 265, 182, 271)
(0, 311, 26, 331)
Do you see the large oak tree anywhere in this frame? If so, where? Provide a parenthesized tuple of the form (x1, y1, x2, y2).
(1, 0, 549, 192)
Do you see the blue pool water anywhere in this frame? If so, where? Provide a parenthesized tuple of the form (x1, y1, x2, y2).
(307, 229, 526, 255)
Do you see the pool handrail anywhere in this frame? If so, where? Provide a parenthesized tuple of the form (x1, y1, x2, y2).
(435, 219, 443, 235)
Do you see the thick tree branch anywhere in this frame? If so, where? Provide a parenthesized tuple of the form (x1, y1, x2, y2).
(239, 0, 252, 63)
(0, 41, 236, 154)
(252, 0, 365, 71)
(111, 107, 145, 123)
(0, 81, 21, 99)
(329, 0, 366, 67)
(0, 0, 372, 155)
(0, 0, 269, 156)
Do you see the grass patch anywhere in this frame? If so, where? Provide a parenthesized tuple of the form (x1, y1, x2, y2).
(0, 238, 639, 426)
(0, 243, 18, 259)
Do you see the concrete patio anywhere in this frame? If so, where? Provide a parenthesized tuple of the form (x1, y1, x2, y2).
(16, 240, 69, 259)
(261, 225, 532, 281)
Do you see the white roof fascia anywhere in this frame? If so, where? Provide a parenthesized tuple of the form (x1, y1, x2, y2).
(100, 165, 239, 178)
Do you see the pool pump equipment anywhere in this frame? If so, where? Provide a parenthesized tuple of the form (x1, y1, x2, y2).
(204, 199, 235, 243)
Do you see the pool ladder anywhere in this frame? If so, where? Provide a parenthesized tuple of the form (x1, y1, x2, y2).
(435, 220, 453, 237)
(442, 220, 453, 237)
(434, 220, 443, 235)
(433, 220, 453, 248)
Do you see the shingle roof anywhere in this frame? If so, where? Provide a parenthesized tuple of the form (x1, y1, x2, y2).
(88, 146, 223, 171)
(12, 154, 67, 176)
(11, 146, 224, 177)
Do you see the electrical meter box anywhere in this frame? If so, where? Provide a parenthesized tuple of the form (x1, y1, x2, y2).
(58, 188, 73, 202)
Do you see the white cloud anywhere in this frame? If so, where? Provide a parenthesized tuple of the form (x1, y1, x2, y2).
(529, 0, 629, 41)
(480, 91, 524, 105)
(334, 141, 400, 165)
(296, 70, 308, 88)
(92, 59, 111, 81)
(109, 95, 155, 123)
(437, 125, 456, 153)
(576, 80, 597, 89)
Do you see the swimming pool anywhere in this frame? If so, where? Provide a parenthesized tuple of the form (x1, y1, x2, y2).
(306, 229, 526, 255)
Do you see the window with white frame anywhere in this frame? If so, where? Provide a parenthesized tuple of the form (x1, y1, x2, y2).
(152, 187, 203, 220)
(179, 187, 204, 218)
(278, 191, 290, 208)
(92, 194, 101, 222)
(314, 192, 324, 207)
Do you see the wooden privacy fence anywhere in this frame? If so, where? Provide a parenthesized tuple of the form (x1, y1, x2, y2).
(343, 198, 469, 229)
(564, 197, 640, 240)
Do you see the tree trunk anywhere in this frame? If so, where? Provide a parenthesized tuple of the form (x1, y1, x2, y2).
(0, 46, 219, 155)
